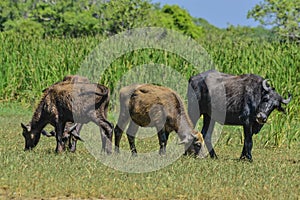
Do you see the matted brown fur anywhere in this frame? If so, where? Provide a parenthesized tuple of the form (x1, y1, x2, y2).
(42, 75, 91, 152)
(21, 79, 113, 153)
(114, 84, 204, 156)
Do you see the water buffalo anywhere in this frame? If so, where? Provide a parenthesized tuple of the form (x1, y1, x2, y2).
(41, 75, 90, 152)
(187, 70, 292, 161)
(114, 84, 204, 156)
(21, 81, 113, 153)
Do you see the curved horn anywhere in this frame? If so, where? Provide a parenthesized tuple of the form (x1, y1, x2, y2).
(262, 79, 271, 92)
(282, 93, 292, 104)
(178, 138, 188, 145)
(193, 132, 204, 144)
(71, 131, 84, 141)
(41, 130, 55, 137)
(67, 123, 78, 132)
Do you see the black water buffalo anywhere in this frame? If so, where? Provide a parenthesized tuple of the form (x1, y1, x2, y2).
(187, 70, 292, 161)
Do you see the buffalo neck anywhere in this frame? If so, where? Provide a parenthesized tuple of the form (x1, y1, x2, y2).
(30, 99, 50, 135)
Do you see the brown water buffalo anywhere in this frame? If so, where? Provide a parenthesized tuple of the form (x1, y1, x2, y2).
(114, 84, 204, 156)
(41, 75, 90, 152)
(21, 81, 113, 153)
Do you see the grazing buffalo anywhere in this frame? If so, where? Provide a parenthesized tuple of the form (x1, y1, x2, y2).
(187, 70, 292, 161)
(114, 84, 204, 156)
(41, 75, 90, 152)
(21, 81, 113, 153)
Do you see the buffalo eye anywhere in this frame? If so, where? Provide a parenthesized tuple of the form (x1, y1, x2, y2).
(277, 105, 286, 114)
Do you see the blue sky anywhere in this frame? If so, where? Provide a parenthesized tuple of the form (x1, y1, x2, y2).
(151, 0, 262, 28)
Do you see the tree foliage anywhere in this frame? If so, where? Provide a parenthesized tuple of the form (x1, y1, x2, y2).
(158, 5, 204, 39)
(247, 0, 300, 41)
(0, 0, 206, 39)
(0, 0, 276, 41)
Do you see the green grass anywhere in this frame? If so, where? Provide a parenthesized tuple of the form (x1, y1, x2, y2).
(1, 103, 299, 199)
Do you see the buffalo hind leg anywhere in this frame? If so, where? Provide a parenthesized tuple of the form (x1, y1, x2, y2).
(114, 125, 123, 153)
(240, 125, 253, 162)
(187, 84, 200, 128)
(114, 116, 130, 153)
(126, 121, 139, 156)
(202, 114, 217, 159)
(97, 119, 114, 154)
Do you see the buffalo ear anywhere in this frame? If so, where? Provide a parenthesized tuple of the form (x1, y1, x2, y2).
(21, 123, 31, 132)
(21, 123, 28, 131)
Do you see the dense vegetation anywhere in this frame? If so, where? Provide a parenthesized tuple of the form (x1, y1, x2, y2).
(0, 0, 298, 146)
(0, 32, 299, 147)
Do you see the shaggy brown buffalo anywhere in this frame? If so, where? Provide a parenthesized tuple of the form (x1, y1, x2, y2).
(114, 84, 204, 156)
(21, 81, 113, 153)
(41, 75, 90, 152)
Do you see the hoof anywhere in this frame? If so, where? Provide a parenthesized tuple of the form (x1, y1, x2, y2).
(131, 151, 138, 157)
(159, 149, 166, 156)
(114, 147, 120, 154)
(240, 155, 253, 162)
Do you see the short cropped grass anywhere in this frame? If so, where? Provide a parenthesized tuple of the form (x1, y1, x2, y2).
(1, 103, 299, 199)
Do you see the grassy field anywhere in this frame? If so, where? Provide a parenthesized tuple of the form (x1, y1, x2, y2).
(0, 103, 299, 199)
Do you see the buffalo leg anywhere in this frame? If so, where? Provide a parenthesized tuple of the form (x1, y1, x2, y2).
(55, 122, 66, 153)
(240, 125, 253, 162)
(202, 114, 217, 159)
(187, 84, 200, 127)
(69, 123, 83, 153)
(114, 125, 123, 153)
(96, 119, 114, 154)
(114, 117, 130, 153)
(100, 128, 107, 153)
(157, 129, 169, 156)
(126, 121, 139, 156)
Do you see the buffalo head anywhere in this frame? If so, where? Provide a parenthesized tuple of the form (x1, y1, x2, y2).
(256, 80, 292, 124)
(21, 123, 41, 150)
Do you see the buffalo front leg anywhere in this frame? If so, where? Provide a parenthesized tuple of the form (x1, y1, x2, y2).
(157, 129, 169, 156)
(69, 123, 83, 153)
(98, 119, 114, 154)
(240, 125, 253, 162)
(55, 122, 66, 153)
(158, 130, 170, 156)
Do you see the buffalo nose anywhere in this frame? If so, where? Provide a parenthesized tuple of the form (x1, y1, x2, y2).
(256, 112, 267, 124)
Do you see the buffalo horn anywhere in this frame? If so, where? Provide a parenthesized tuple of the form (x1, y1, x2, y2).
(71, 131, 84, 141)
(67, 123, 78, 132)
(41, 130, 55, 137)
(178, 138, 189, 145)
(193, 132, 204, 144)
(262, 79, 271, 92)
(282, 93, 292, 104)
